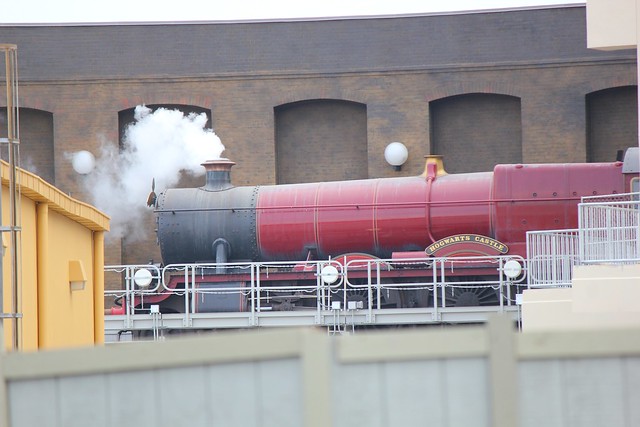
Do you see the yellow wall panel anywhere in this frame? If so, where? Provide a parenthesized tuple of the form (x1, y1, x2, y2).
(40, 212, 96, 348)
(18, 197, 38, 351)
(1, 162, 109, 351)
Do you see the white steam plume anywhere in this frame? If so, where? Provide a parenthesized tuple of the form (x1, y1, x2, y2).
(79, 105, 225, 241)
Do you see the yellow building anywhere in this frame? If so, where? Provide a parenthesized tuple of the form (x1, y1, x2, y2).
(1, 161, 109, 351)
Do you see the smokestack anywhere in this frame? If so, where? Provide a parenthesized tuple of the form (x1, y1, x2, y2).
(201, 158, 235, 191)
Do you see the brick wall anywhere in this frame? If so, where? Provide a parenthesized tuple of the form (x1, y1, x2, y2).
(275, 100, 368, 183)
(587, 86, 638, 162)
(430, 94, 522, 173)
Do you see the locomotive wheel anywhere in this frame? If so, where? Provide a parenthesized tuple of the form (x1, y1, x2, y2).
(443, 285, 500, 307)
(399, 288, 430, 308)
(273, 297, 296, 311)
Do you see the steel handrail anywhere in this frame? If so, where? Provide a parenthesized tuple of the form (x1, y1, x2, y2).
(105, 255, 526, 326)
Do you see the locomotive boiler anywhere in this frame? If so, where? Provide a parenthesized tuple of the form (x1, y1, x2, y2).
(156, 155, 628, 264)
(122, 149, 637, 314)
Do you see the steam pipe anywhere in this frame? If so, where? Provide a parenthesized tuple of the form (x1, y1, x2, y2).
(213, 238, 230, 274)
(423, 155, 447, 245)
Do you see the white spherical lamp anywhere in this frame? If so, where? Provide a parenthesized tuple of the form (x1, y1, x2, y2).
(384, 142, 408, 171)
(71, 150, 96, 175)
(133, 268, 154, 288)
(503, 259, 523, 279)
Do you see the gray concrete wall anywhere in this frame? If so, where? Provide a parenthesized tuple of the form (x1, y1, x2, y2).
(2, 317, 639, 427)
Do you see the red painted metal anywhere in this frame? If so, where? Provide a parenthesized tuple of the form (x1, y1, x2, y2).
(256, 182, 320, 260)
(256, 161, 626, 262)
(257, 176, 436, 260)
(315, 180, 378, 256)
(492, 162, 625, 244)
(374, 177, 430, 253)
(257, 172, 498, 260)
(428, 172, 493, 240)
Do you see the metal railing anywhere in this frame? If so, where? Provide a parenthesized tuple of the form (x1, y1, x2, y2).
(579, 193, 640, 264)
(104, 255, 526, 334)
(526, 229, 579, 288)
(526, 192, 640, 288)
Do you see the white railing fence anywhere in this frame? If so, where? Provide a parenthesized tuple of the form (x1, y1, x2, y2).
(526, 229, 579, 288)
(104, 255, 526, 334)
(579, 193, 640, 264)
(526, 192, 640, 288)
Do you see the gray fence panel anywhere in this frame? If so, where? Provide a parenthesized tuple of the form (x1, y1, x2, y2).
(332, 362, 384, 427)
(207, 363, 260, 427)
(257, 359, 303, 427)
(58, 375, 110, 427)
(625, 358, 640, 426)
(108, 370, 159, 425)
(443, 358, 490, 427)
(8, 378, 58, 427)
(520, 357, 640, 427)
(332, 358, 489, 427)
(3, 319, 640, 427)
(561, 358, 626, 427)
(519, 360, 565, 427)
(383, 360, 446, 427)
(156, 366, 209, 427)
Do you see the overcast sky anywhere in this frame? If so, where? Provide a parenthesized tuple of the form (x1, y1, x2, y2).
(2, 0, 584, 24)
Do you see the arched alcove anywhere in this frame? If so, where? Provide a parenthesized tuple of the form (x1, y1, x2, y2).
(0, 107, 55, 184)
(586, 86, 638, 162)
(430, 93, 522, 173)
(274, 100, 367, 184)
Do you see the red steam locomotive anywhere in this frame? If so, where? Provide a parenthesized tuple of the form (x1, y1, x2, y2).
(110, 149, 638, 315)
